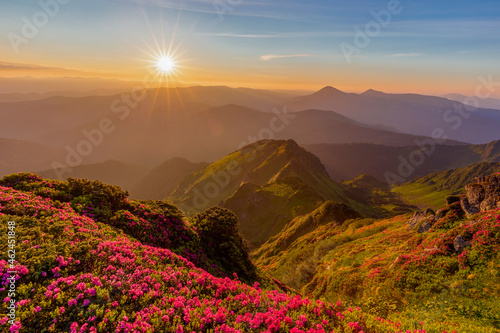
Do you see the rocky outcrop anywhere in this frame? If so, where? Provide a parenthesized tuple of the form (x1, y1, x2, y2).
(460, 197, 480, 217)
(446, 196, 461, 205)
(461, 174, 500, 217)
(407, 210, 436, 233)
(435, 207, 448, 219)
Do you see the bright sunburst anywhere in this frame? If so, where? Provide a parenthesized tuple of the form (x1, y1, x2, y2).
(133, 13, 193, 87)
(156, 55, 177, 75)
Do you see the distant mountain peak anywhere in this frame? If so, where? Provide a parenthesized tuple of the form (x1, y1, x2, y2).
(312, 86, 346, 96)
(361, 89, 385, 96)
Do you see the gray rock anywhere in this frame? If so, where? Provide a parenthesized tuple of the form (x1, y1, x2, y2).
(480, 195, 500, 212)
(408, 210, 435, 233)
(408, 211, 426, 230)
(436, 208, 448, 219)
(417, 218, 435, 233)
(463, 175, 500, 214)
(454, 235, 467, 253)
(465, 183, 486, 207)
(460, 197, 480, 218)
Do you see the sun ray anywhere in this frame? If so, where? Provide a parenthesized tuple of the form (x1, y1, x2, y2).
(124, 6, 203, 129)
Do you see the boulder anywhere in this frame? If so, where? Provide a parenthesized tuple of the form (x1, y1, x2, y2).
(436, 208, 449, 219)
(466, 183, 486, 207)
(461, 197, 480, 217)
(417, 218, 435, 233)
(481, 194, 500, 212)
(453, 235, 467, 253)
(463, 175, 500, 215)
(408, 211, 425, 230)
(446, 195, 461, 205)
(408, 210, 435, 232)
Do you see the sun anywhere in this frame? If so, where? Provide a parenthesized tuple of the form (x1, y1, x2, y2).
(156, 55, 177, 75)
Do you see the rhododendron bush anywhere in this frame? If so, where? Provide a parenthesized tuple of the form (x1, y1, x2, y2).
(0, 173, 257, 284)
(0, 182, 395, 333)
(0, 173, 497, 332)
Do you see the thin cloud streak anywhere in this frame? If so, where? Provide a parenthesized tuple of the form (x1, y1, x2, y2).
(0, 61, 81, 72)
(260, 54, 316, 61)
(112, 0, 306, 22)
(386, 53, 424, 58)
(196, 31, 445, 39)
(0, 61, 114, 78)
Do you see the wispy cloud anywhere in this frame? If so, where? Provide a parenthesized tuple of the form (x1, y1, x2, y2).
(386, 53, 424, 58)
(196, 31, 433, 39)
(112, 0, 305, 22)
(0, 61, 102, 77)
(198, 33, 281, 38)
(260, 54, 316, 61)
(455, 50, 480, 54)
(391, 19, 500, 39)
(0, 62, 63, 71)
(197, 32, 354, 39)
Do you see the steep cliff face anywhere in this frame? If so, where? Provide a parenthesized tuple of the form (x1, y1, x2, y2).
(461, 174, 500, 216)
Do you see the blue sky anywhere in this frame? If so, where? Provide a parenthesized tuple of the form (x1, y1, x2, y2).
(1, 0, 499, 95)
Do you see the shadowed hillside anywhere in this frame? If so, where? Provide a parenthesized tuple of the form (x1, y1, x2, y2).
(130, 158, 208, 200)
(0, 138, 65, 175)
(304, 140, 500, 182)
(38, 160, 151, 191)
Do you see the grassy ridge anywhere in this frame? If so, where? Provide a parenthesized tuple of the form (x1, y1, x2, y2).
(255, 189, 500, 332)
(170, 140, 379, 248)
(394, 162, 500, 209)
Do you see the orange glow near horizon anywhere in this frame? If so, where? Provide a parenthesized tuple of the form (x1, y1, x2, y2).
(1, 58, 500, 99)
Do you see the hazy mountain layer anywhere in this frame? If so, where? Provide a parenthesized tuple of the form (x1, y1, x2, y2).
(304, 140, 500, 183)
(1, 86, 472, 168)
(288, 86, 500, 144)
(130, 158, 208, 200)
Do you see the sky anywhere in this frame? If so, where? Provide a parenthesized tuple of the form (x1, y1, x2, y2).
(1, 0, 500, 96)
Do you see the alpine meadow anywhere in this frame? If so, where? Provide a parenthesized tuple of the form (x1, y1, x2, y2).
(1, 0, 500, 332)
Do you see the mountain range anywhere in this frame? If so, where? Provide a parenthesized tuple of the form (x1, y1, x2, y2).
(287, 86, 500, 143)
(3, 85, 499, 176)
(443, 93, 500, 110)
(304, 139, 500, 182)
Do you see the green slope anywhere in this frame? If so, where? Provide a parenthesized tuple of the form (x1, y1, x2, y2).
(169, 139, 379, 247)
(342, 174, 416, 215)
(254, 173, 500, 332)
(394, 162, 500, 209)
